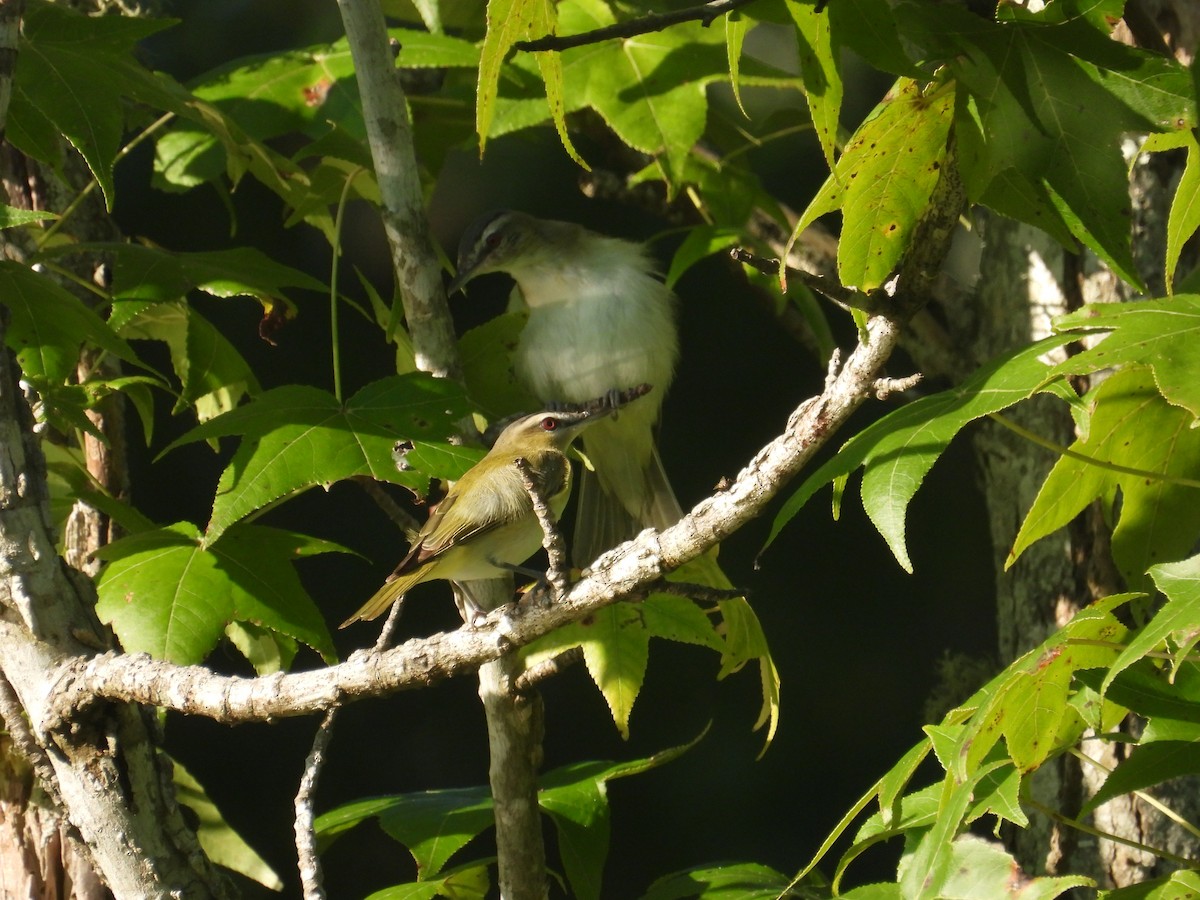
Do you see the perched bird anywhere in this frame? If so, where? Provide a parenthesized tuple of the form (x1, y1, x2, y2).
(448, 210, 681, 564)
(342, 407, 611, 627)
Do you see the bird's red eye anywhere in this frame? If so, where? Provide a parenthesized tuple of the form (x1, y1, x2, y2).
(540, 416, 558, 431)
(485, 231, 502, 250)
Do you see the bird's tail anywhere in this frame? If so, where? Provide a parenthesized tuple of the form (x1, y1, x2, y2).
(340, 570, 419, 628)
(572, 444, 682, 567)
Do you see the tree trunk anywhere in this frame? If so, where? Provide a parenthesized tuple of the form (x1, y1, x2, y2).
(932, 2, 1200, 885)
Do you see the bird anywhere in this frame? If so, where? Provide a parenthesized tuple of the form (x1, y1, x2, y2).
(341, 406, 615, 627)
(447, 210, 681, 565)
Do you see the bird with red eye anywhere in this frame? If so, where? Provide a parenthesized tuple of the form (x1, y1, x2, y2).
(342, 396, 642, 628)
(447, 210, 680, 567)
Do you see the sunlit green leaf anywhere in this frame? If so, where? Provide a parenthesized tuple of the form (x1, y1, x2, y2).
(643, 862, 794, 899)
(1050, 296, 1200, 420)
(1099, 868, 1200, 899)
(1010, 368, 1200, 584)
(115, 300, 260, 421)
(788, 0, 840, 172)
(938, 836, 1091, 899)
(161, 375, 469, 543)
(95, 521, 344, 664)
(0, 206, 56, 228)
(836, 78, 954, 290)
(766, 335, 1075, 571)
(899, 0, 1195, 287)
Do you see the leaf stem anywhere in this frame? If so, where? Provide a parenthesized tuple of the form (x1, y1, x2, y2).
(1071, 746, 1200, 843)
(987, 412, 1200, 490)
(1025, 797, 1200, 867)
(329, 168, 363, 404)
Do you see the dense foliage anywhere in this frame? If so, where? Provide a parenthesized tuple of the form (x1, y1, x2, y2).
(4, 0, 1200, 896)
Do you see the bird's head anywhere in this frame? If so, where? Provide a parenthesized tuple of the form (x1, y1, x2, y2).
(491, 407, 610, 455)
(447, 210, 567, 294)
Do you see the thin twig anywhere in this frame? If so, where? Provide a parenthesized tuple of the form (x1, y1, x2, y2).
(730, 247, 888, 316)
(515, 0, 758, 52)
(294, 602, 405, 900)
(872, 374, 923, 400)
(513, 456, 570, 598)
(1025, 797, 1200, 869)
(513, 647, 584, 692)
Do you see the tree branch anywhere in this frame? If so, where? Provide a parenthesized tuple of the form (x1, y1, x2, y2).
(335, 0, 459, 379)
(514, 456, 570, 598)
(730, 246, 890, 316)
(48, 313, 901, 725)
(514, 0, 757, 52)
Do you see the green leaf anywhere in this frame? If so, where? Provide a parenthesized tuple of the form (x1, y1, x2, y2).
(44, 442, 156, 539)
(172, 757, 283, 890)
(1050, 296, 1200, 420)
(225, 620, 298, 675)
(899, 764, 1007, 900)
(665, 226, 741, 290)
(788, 0, 841, 172)
(365, 861, 492, 899)
(1100, 869, 1200, 899)
(162, 375, 470, 543)
(841, 885, 902, 900)
(115, 300, 260, 421)
(1165, 133, 1200, 293)
(725, 12, 751, 118)
(0, 260, 139, 384)
(153, 30, 476, 191)
(1095, 555, 1200, 694)
(951, 598, 1129, 778)
(489, 0, 801, 186)
(71, 243, 327, 304)
(95, 521, 343, 665)
(836, 78, 954, 290)
(537, 601, 651, 740)
(0, 206, 56, 228)
(318, 734, 701, 892)
(900, 1, 1195, 286)
(765, 335, 1075, 571)
(642, 863, 795, 900)
(316, 789, 495, 881)
(1010, 368, 1200, 584)
(1077, 658, 1200, 725)
(538, 731, 704, 900)
(476, 0, 585, 164)
(11, 0, 177, 208)
(459, 311, 537, 419)
(937, 836, 1092, 900)
(827, 0, 919, 79)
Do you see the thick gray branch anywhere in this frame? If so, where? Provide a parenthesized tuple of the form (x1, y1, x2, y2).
(336, 0, 460, 378)
(49, 315, 900, 724)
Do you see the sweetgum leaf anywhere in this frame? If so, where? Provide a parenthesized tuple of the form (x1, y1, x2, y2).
(1010, 368, 1200, 584)
(95, 522, 343, 665)
(162, 375, 470, 543)
(0, 261, 138, 384)
(766, 335, 1074, 572)
(1050, 296, 1200, 420)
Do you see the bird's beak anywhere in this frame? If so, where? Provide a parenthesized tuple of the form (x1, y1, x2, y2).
(446, 264, 474, 296)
